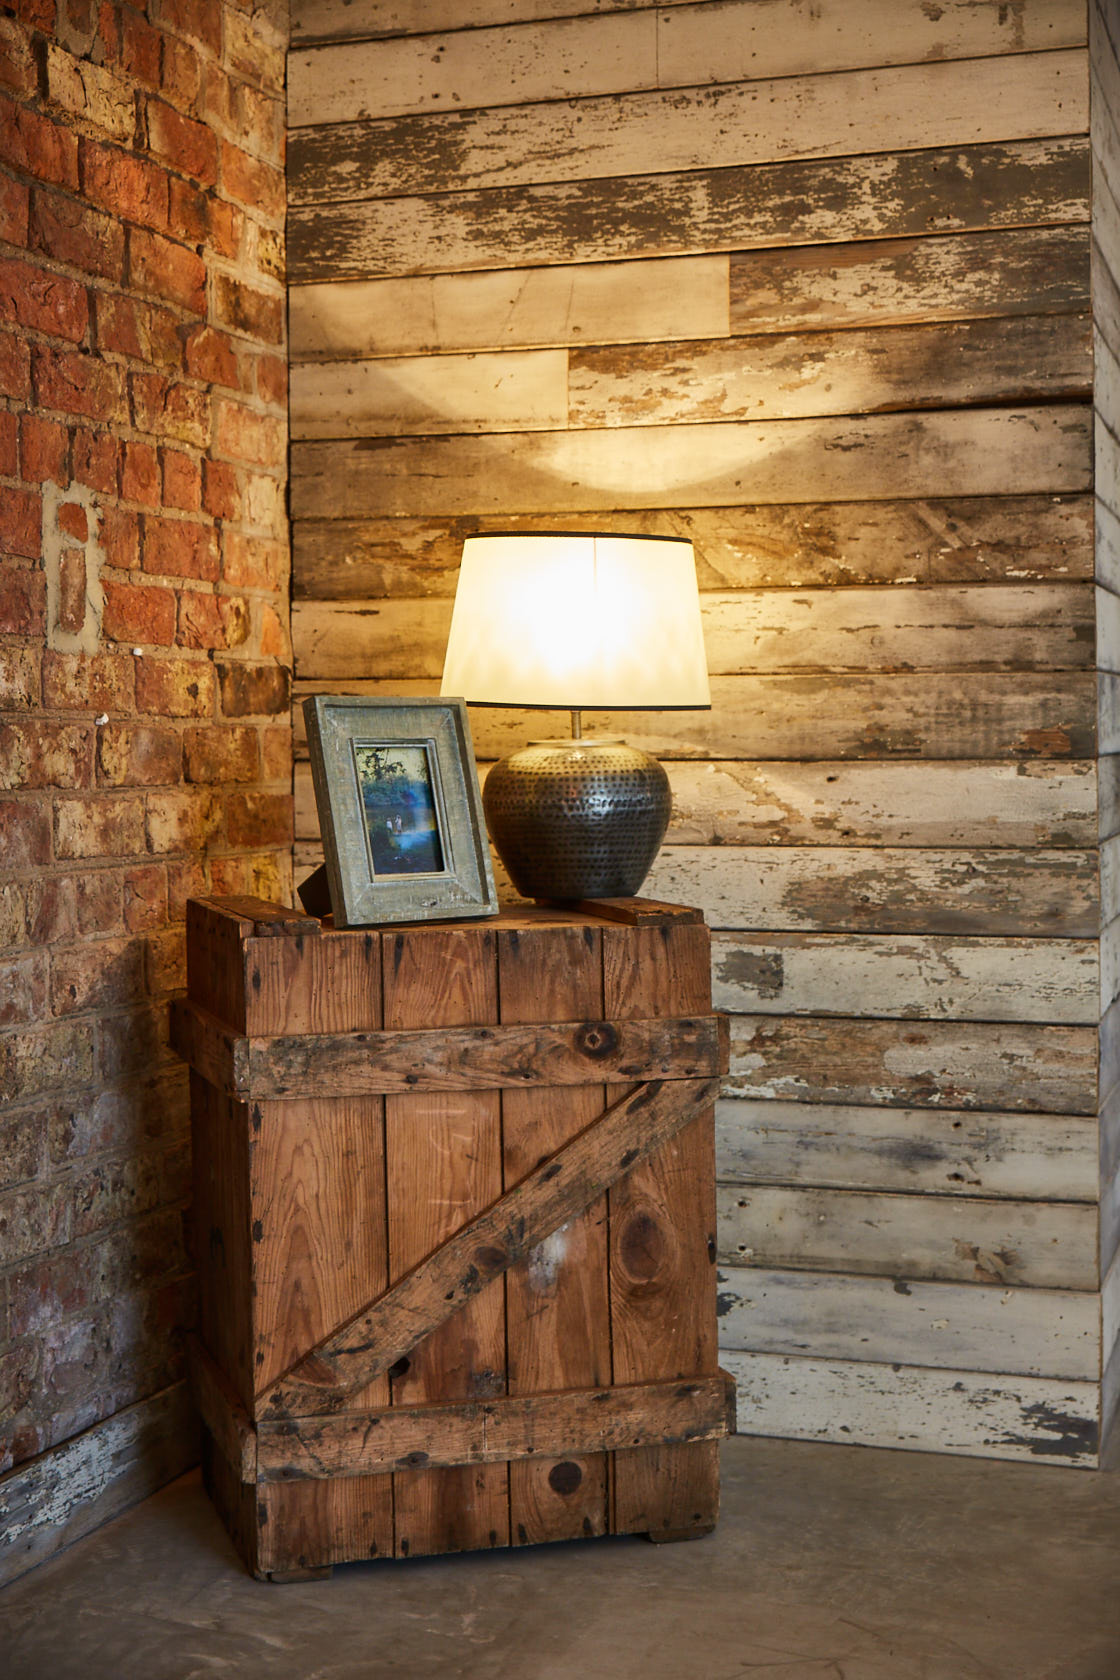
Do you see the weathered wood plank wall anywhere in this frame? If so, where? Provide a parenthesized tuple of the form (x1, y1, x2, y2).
(287, 0, 1114, 1463)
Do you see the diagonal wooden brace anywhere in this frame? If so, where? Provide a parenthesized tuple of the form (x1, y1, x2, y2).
(258, 1073, 722, 1418)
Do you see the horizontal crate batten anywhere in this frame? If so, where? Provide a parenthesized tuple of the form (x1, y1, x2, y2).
(181, 895, 730, 1577)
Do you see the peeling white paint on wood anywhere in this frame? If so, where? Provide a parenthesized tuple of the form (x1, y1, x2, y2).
(289, 256, 730, 360)
(711, 931, 1099, 1023)
(724, 1350, 1099, 1464)
(714, 1098, 1098, 1202)
(715, 1265, 1100, 1378)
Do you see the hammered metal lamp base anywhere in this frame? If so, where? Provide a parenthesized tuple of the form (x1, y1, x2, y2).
(482, 737, 671, 901)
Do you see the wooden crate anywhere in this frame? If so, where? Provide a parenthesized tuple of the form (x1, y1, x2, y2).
(171, 893, 733, 1581)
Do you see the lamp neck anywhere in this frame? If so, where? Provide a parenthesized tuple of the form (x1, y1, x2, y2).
(570, 708, 582, 740)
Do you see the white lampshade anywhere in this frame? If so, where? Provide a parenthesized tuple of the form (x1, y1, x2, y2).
(440, 532, 711, 711)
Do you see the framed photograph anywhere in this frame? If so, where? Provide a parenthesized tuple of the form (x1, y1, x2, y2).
(303, 695, 498, 928)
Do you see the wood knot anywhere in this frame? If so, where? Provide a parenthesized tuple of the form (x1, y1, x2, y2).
(548, 1460, 583, 1496)
(575, 1021, 619, 1059)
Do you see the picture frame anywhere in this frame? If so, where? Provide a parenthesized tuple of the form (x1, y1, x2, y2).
(303, 695, 498, 928)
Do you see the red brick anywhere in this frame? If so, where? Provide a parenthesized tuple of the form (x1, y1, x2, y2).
(120, 11, 161, 86)
(80, 138, 169, 230)
(20, 414, 70, 485)
(0, 1182, 70, 1267)
(42, 650, 135, 712)
(168, 178, 238, 257)
(213, 398, 283, 467)
(98, 505, 140, 569)
(258, 602, 287, 659)
(51, 934, 146, 1016)
(97, 1, 121, 62)
(207, 851, 286, 904)
(134, 654, 214, 717)
(204, 67, 281, 161)
(0, 950, 48, 1024)
(128, 225, 205, 313)
(0, 19, 37, 99)
(0, 646, 39, 710)
(8, 1248, 95, 1338)
(0, 255, 88, 343)
(55, 793, 145, 859)
(261, 726, 291, 783)
(183, 322, 237, 389)
(0, 567, 44, 635)
(74, 866, 122, 935)
(176, 588, 248, 650)
(0, 328, 31, 401)
(57, 546, 85, 633)
(121, 439, 160, 506)
(159, 33, 201, 110)
(155, 0, 220, 56)
(219, 138, 283, 220)
(0, 1105, 45, 1190)
(0, 719, 92, 792)
(222, 529, 285, 590)
(215, 657, 287, 717)
(57, 500, 86, 541)
(97, 722, 180, 787)
(160, 447, 201, 510)
(34, 345, 126, 423)
(0, 1019, 96, 1106)
(0, 96, 80, 191)
(101, 579, 176, 646)
(183, 722, 257, 784)
(201, 457, 239, 520)
(93, 291, 181, 370)
(122, 863, 167, 931)
(0, 173, 29, 247)
(72, 427, 119, 495)
(0, 486, 41, 558)
(213, 272, 282, 345)
(225, 790, 290, 850)
(29, 189, 125, 282)
(166, 854, 205, 912)
(0, 797, 51, 867)
(142, 512, 218, 581)
(0, 409, 14, 474)
(24, 876, 78, 947)
(145, 784, 221, 854)
(255, 352, 286, 407)
(146, 98, 216, 185)
(252, 225, 284, 285)
(129, 371, 209, 445)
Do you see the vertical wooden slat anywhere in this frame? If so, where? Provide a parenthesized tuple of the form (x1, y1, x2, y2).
(247, 930, 394, 1569)
(382, 924, 509, 1557)
(499, 919, 611, 1544)
(604, 921, 721, 1539)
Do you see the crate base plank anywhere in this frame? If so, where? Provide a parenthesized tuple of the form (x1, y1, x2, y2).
(176, 896, 731, 1579)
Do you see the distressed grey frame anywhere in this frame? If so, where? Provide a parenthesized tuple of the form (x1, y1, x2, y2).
(303, 695, 497, 928)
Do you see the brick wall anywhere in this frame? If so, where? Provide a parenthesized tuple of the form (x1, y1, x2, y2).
(0, 0, 289, 1476)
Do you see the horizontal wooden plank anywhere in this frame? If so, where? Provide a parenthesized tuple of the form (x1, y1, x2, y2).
(289, 255, 730, 360)
(291, 407, 1092, 518)
(296, 760, 1098, 850)
(714, 1097, 1098, 1202)
(289, 315, 1092, 441)
(293, 584, 1096, 683)
(260, 1073, 722, 1413)
(645, 845, 1098, 937)
(289, 52, 1087, 200)
(724, 1014, 1098, 1114)
(568, 315, 1091, 430)
(711, 931, 1098, 1023)
(256, 1374, 733, 1480)
(293, 671, 1098, 762)
(724, 1350, 1099, 1464)
(172, 1002, 727, 1098)
(290, 1, 1087, 125)
(287, 138, 1090, 284)
(730, 227, 1089, 337)
(291, 0, 1086, 60)
(716, 1265, 1100, 1378)
(291, 495, 1095, 598)
(717, 1183, 1098, 1288)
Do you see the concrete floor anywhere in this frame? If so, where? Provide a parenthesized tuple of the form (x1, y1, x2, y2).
(2, 1436, 1120, 1679)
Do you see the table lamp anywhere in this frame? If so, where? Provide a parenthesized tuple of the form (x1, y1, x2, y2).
(439, 531, 710, 901)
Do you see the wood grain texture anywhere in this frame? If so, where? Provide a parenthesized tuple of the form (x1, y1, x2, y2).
(381, 924, 508, 1559)
(605, 922, 720, 1539)
(291, 408, 1092, 518)
(499, 922, 610, 1545)
(715, 1098, 1098, 1202)
(724, 1015, 1098, 1114)
(288, 139, 1089, 283)
(289, 52, 1087, 199)
(724, 1350, 1098, 1465)
(716, 1266, 1099, 1378)
(292, 496, 1094, 598)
